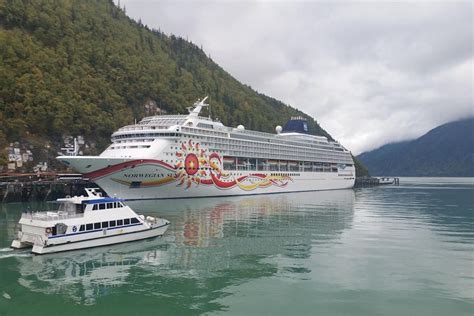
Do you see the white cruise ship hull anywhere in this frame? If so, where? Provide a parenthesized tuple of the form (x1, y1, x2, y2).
(59, 156, 355, 200)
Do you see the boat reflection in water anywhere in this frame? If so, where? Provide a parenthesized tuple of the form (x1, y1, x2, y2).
(16, 190, 354, 308)
(16, 238, 169, 305)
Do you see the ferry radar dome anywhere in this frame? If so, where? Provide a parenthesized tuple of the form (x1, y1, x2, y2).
(237, 125, 245, 130)
(275, 125, 282, 134)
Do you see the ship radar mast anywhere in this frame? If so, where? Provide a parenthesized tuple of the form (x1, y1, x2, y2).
(188, 96, 209, 118)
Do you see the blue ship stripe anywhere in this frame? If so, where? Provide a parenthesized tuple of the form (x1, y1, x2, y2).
(49, 223, 143, 239)
(83, 197, 124, 204)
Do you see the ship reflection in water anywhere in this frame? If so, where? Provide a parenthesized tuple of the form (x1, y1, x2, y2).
(15, 190, 355, 307)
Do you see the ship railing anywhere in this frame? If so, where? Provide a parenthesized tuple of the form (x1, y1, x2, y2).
(21, 211, 85, 221)
(227, 127, 336, 148)
(117, 125, 171, 131)
(144, 216, 161, 225)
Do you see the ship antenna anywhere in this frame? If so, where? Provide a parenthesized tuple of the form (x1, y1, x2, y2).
(208, 99, 212, 119)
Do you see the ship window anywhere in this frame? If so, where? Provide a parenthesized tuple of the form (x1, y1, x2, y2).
(124, 218, 130, 225)
(76, 204, 85, 213)
(79, 225, 85, 232)
(93, 204, 98, 210)
(94, 223, 101, 229)
(131, 218, 140, 224)
(110, 220, 116, 227)
(117, 219, 123, 226)
(107, 202, 113, 209)
(102, 221, 109, 228)
(86, 223, 93, 230)
(99, 204, 106, 210)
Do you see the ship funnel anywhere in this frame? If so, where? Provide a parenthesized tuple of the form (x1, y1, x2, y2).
(282, 117, 309, 134)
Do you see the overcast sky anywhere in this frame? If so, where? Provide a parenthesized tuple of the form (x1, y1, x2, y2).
(119, 0, 473, 154)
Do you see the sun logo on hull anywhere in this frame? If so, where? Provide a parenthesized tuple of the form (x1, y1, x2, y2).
(175, 140, 209, 188)
(184, 153, 199, 176)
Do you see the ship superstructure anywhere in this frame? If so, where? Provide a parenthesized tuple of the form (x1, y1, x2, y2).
(58, 97, 355, 199)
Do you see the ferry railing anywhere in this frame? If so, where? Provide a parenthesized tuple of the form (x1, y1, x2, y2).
(21, 211, 85, 221)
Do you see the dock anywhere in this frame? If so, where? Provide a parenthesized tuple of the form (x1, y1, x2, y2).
(355, 177, 400, 188)
(0, 173, 94, 202)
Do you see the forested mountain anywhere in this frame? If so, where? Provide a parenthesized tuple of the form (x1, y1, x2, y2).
(0, 0, 366, 174)
(357, 118, 474, 177)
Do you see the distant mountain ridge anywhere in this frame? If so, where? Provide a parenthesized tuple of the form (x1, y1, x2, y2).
(357, 118, 474, 177)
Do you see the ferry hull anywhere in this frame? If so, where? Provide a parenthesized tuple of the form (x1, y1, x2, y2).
(31, 225, 168, 255)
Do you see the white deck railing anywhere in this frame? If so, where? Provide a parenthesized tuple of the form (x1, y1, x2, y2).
(21, 211, 84, 221)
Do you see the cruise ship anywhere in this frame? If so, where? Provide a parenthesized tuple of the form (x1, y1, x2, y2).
(58, 97, 355, 200)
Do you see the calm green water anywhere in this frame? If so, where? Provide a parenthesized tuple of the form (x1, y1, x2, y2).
(0, 178, 473, 315)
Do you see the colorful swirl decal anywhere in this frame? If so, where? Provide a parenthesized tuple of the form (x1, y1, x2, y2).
(106, 140, 292, 190)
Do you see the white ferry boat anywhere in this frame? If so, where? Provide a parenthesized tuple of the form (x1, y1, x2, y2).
(10, 188, 170, 254)
(58, 97, 355, 200)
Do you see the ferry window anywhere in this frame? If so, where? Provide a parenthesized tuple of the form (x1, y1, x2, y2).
(94, 223, 101, 229)
(99, 204, 106, 210)
(76, 204, 85, 213)
(79, 225, 85, 232)
(117, 219, 123, 226)
(131, 218, 139, 224)
(124, 218, 130, 225)
(107, 202, 113, 209)
(113, 202, 117, 208)
(102, 221, 109, 228)
(86, 223, 93, 230)
(110, 220, 116, 227)
(93, 204, 98, 210)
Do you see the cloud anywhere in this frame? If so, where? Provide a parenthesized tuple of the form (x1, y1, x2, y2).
(120, 0, 473, 154)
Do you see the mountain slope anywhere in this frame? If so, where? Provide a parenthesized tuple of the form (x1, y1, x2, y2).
(0, 0, 333, 164)
(357, 118, 474, 176)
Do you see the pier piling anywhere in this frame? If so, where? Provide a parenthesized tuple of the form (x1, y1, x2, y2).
(0, 180, 94, 203)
